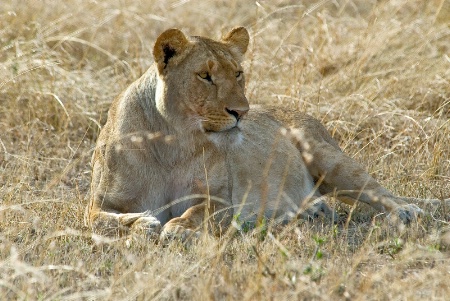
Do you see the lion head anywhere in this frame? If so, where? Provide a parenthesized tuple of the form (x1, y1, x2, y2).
(152, 27, 250, 144)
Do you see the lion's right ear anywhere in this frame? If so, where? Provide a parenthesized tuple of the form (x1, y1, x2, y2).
(153, 28, 190, 74)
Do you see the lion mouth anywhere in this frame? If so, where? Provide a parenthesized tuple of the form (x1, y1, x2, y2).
(222, 126, 241, 134)
(205, 124, 241, 134)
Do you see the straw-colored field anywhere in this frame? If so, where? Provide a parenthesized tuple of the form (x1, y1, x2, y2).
(1, 0, 449, 300)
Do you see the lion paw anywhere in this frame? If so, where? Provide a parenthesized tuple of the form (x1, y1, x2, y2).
(387, 204, 424, 224)
(91, 212, 161, 238)
(160, 224, 201, 245)
(130, 215, 162, 238)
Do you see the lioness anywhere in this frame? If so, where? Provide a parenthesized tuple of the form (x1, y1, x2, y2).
(87, 27, 446, 241)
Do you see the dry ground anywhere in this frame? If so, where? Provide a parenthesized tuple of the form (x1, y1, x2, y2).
(1, 0, 449, 300)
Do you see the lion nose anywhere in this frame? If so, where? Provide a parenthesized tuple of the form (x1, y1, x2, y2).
(225, 107, 249, 121)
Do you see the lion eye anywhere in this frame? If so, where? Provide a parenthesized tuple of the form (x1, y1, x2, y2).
(198, 71, 213, 83)
(235, 71, 243, 79)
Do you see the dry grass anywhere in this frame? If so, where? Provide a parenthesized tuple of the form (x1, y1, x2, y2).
(1, 0, 449, 300)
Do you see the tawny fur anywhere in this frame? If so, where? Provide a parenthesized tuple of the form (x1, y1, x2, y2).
(87, 27, 447, 241)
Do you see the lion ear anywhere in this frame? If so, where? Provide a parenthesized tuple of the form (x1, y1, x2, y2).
(222, 27, 249, 56)
(153, 28, 190, 73)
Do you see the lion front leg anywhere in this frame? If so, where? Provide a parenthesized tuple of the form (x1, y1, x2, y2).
(160, 202, 232, 245)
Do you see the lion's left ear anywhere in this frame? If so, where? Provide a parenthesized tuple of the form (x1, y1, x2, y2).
(153, 28, 191, 74)
(222, 27, 249, 56)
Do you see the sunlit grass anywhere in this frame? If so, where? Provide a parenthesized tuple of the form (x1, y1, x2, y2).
(1, 0, 449, 299)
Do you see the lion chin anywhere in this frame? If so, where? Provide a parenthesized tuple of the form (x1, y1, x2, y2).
(205, 126, 244, 147)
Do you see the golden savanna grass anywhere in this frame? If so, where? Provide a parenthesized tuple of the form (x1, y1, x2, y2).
(1, 0, 449, 300)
